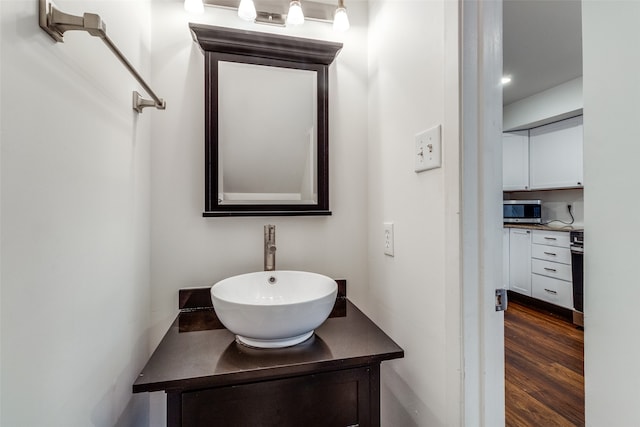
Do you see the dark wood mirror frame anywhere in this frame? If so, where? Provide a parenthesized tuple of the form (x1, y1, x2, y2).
(189, 24, 343, 217)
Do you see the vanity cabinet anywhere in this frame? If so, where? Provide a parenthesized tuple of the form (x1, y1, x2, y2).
(502, 130, 530, 191)
(176, 366, 374, 427)
(508, 228, 532, 296)
(133, 291, 403, 427)
(529, 116, 584, 190)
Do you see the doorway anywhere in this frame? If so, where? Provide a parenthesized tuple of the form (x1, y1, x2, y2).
(501, 1, 584, 425)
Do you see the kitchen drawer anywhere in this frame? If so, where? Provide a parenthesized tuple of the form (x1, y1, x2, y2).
(531, 244, 571, 265)
(532, 258, 572, 281)
(532, 274, 573, 309)
(532, 230, 570, 248)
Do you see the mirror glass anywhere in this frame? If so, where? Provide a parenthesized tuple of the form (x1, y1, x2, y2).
(218, 62, 318, 205)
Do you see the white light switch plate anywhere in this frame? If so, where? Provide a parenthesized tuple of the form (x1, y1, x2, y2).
(384, 222, 394, 257)
(415, 125, 442, 172)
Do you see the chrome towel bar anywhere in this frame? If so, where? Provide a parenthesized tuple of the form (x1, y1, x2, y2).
(38, 0, 166, 113)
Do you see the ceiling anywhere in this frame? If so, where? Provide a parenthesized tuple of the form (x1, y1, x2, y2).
(503, 0, 583, 105)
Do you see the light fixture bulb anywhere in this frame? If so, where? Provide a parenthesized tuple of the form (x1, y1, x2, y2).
(184, 0, 204, 14)
(333, 5, 349, 32)
(286, 0, 305, 26)
(238, 0, 257, 21)
(501, 76, 512, 85)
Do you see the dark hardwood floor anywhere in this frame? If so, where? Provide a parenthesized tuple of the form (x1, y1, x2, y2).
(505, 300, 585, 426)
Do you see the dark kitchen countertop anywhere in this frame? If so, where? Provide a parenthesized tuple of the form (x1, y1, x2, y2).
(133, 297, 404, 394)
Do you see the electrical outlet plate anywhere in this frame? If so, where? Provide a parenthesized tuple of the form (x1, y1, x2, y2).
(415, 125, 442, 172)
(384, 222, 394, 257)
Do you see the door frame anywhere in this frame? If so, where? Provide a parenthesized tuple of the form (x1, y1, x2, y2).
(460, 0, 505, 425)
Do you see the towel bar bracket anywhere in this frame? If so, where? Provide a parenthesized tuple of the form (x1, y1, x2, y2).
(38, 0, 166, 113)
(133, 91, 165, 113)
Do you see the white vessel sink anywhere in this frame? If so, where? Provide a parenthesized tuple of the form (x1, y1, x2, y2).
(210, 271, 338, 348)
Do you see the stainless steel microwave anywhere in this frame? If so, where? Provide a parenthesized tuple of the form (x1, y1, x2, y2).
(503, 200, 542, 224)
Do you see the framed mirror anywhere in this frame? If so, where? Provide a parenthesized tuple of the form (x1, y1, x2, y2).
(189, 24, 342, 216)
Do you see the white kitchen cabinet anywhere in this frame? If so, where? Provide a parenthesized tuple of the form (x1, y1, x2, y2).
(503, 228, 510, 289)
(508, 228, 532, 296)
(530, 230, 573, 309)
(532, 229, 571, 248)
(502, 131, 529, 191)
(531, 258, 572, 282)
(529, 116, 584, 190)
(506, 227, 575, 309)
(531, 244, 572, 265)
(531, 274, 574, 309)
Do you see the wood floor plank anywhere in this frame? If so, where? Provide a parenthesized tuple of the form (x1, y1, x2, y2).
(505, 352, 584, 424)
(505, 300, 585, 427)
(506, 380, 577, 427)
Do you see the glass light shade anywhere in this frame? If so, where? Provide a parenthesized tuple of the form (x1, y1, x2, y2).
(286, 1, 305, 26)
(238, 0, 257, 21)
(333, 7, 349, 32)
(184, 0, 204, 14)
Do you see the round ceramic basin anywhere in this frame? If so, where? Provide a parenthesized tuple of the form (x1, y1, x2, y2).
(210, 271, 338, 348)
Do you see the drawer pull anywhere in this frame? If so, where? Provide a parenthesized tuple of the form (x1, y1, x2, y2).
(544, 288, 558, 295)
(543, 252, 557, 256)
(544, 237, 557, 240)
(544, 267, 557, 272)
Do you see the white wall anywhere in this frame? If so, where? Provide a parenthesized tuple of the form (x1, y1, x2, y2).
(367, 0, 461, 425)
(148, 0, 370, 421)
(503, 77, 583, 131)
(1, 1, 152, 425)
(583, 3, 640, 426)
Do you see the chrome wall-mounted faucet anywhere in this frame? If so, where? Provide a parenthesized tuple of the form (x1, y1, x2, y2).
(264, 225, 277, 271)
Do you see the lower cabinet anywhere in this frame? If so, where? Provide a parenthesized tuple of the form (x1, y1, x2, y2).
(503, 228, 510, 289)
(170, 365, 379, 427)
(531, 230, 574, 309)
(506, 227, 574, 310)
(508, 228, 532, 296)
(531, 274, 574, 309)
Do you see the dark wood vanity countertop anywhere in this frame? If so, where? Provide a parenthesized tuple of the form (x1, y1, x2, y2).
(133, 299, 404, 394)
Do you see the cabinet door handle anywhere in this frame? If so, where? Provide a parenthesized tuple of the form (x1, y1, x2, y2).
(544, 267, 557, 272)
(544, 288, 558, 295)
(544, 237, 557, 241)
(543, 252, 557, 256)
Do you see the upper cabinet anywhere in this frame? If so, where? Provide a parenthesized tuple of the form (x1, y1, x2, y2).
(529, 116, 584, 190)
(502, 116, 584, 192)
(503, 130, 529, 191)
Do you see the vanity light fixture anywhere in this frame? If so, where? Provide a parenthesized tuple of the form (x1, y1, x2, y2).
(286, 0, 305, 26)
(501, 75, 512, 85)
(201, 0, 349, 31)
(184, 0, 205, 14)
(237, 0, 257, 21)
(333, 0, 349, 32)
